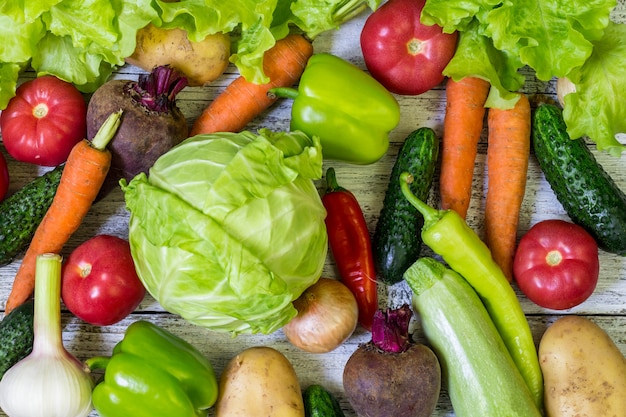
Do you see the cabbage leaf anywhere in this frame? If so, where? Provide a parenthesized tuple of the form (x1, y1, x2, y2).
(122, 129, 327, 335)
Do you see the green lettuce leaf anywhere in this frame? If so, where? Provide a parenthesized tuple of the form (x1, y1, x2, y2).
(122, 130, 327, 335)
(423, 0, 623, 152)
(485, 0, 615, 80)
(563, 21, 626, 156)
(154, 0, 381, 84)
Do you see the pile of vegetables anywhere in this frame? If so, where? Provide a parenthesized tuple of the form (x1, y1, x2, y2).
(0, 0, 382, 109)
(421, 0, 626, 154)
(1, 0, 626, 416)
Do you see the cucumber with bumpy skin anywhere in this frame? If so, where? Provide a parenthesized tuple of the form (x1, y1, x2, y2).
(0, 165, 63, 265)
(303, 384, 345, 417)
(373, 127, 439, 284)
(532, 103, 626, 255)
(0, 300, 35, 380)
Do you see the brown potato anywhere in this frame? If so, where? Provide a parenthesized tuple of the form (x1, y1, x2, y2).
(539, 315, 626, 417)
(126, 23, 231, 86)
(216, 346, 304, 417)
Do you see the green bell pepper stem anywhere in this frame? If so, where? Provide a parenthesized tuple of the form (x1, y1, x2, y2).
(399, 172, 544, 411)
(268, 87, 299, 100)
(84, 355, 110, 371)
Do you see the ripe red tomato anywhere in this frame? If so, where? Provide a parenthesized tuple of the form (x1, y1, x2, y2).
(0, 76, 87, 167)
(0, 151, 8, 201)
(62, 235, 146, 326)
(513, 219, 599, 310)
(360, 0, 458, 95)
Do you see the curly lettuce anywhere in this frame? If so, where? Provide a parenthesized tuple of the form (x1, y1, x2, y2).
(0, 0, 381, 109)
(422, 0, 624, 154)
(121, 129, 327, 335)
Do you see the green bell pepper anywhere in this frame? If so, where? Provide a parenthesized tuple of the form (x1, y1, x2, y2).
(85, 320, 218, 417)
(399, 172, 543, 411)
(270, 53, 400, 165)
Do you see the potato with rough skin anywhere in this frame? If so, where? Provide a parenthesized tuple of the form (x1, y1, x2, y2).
(539, 315, 626, 417)
(216, 346, 304, 417)
(126, 23, 231, 86)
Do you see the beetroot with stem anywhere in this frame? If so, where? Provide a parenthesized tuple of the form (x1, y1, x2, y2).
(86, 65, 189, 200)
(343, 304, 441, 417)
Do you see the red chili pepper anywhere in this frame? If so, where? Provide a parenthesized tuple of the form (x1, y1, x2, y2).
(322, 167, 378, 331)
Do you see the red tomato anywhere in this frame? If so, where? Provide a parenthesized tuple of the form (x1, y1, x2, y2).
(0, 151, 8, 201)
(62, 235, 146, 326)
(360, 0, 458, 95)
(0, 76, 87, 167)
(513, 219, 599, 310)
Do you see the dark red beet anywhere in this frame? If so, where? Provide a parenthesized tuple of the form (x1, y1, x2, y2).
(343, 304, 441, 417)
(86, 66, 188, 200)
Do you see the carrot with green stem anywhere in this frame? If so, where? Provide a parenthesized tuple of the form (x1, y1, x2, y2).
(4, 110, 122, 314)
(439, 76, 490, 219)
(484, 93, 531, 282)
(189, 34, 314, 136)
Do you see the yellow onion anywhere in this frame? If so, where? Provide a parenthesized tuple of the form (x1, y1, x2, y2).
(282, 278, 359, 353)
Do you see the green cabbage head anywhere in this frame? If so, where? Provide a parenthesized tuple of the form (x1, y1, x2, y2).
(121, 129, 327, 335)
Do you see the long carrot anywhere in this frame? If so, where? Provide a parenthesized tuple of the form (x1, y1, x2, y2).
(4, 110, 122, 314)
(189, 33, 314, 136)
(484, 93, 531, 282)
(439, 76, 491, 219)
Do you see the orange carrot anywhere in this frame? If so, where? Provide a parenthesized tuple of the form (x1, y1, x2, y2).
(4, 111, 122, 314)
(190, 33, 314, 136)
(439, 77, 491, 219)
(484, 93, 531, 282)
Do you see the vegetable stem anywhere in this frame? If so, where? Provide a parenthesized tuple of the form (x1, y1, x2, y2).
(90, 110, 122, 151)
(399, 172, 439, 222)
(33, 253, 63, 356)
(267, 87, 300, 100)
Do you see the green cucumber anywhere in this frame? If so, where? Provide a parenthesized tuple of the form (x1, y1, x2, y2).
(373, 127, 439, 284)
(0, 300, 35, 379)
(532, 103, 626, 255)
(404, 258, 542, 417)
(0, 165, 63, 265)
(303, 384, 345, 417)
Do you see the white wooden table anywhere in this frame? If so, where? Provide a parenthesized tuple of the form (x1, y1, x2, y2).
(1, 4, 625, 416)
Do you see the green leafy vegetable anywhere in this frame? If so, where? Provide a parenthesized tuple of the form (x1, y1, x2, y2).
(422, 0, 624, 154)
(0, 0, 157, 108)
(0, 0, 380, 109)
(562, 21, 626, 156)
(121, 129, 328, 336)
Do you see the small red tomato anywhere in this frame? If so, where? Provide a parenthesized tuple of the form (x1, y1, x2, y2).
(0, 151, 8, 201)
(360, 0, 458, 95)
(62, 235, 146, 326)
(0, 76, 87, 166)
(513, 219, 599, 310)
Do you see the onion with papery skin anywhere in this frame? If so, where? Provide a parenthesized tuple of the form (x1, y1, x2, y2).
(0, 254, 94, 417)
(282, 278, 359, 353)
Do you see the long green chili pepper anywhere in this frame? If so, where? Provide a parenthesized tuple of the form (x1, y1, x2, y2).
(399, 172, 544, 411)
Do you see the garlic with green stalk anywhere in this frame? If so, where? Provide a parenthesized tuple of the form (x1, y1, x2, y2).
(0, 253, 94, 417)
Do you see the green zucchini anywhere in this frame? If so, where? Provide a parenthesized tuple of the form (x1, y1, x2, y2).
(404, 258, 542, 417)
(303, 384, 345, 417)
(0, 300, 35, 380)
(373, 127, 439, 284)
(0, 165, 63, 265)
(532, 103, 626, 255)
